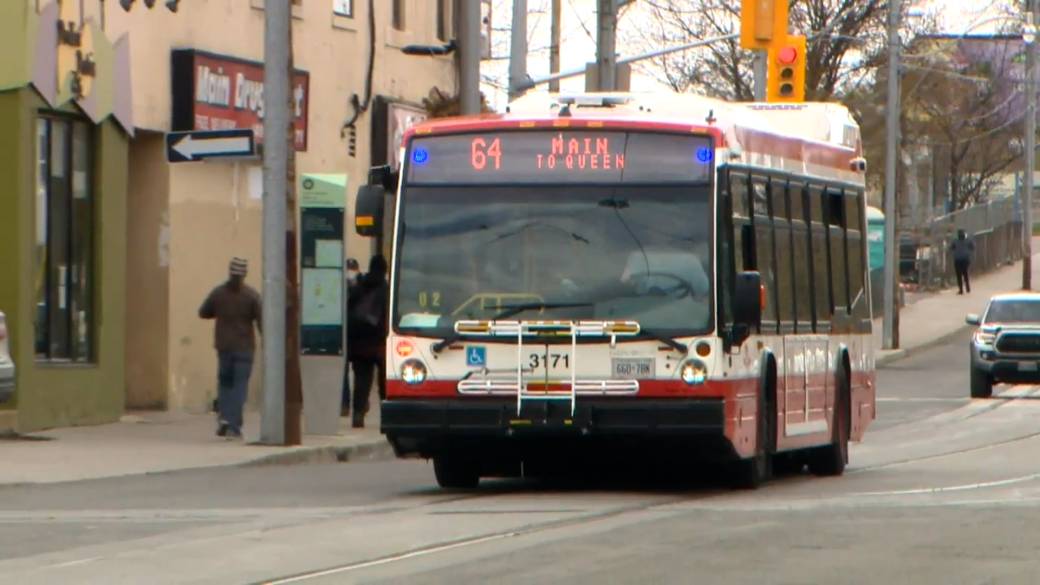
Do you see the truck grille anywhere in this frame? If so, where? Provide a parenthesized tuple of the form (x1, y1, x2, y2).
(995, 333, 1040, 353)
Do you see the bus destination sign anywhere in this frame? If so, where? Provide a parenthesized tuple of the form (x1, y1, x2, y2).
(406, 131, 714, 184)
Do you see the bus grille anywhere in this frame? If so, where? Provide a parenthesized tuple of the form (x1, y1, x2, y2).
(995, 333, 1040, 353)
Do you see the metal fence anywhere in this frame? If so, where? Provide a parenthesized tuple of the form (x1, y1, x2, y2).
(901, 197, 1023, 292)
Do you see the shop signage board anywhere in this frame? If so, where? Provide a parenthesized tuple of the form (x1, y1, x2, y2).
(171, 49, 310, 150)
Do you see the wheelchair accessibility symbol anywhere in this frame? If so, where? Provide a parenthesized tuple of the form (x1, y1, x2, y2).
(466, 346, 487, 367)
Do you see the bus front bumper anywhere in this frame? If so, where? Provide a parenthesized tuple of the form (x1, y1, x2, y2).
(381, 398, 728, 458)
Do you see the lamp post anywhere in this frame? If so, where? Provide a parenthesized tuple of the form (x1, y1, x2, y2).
(1024, 2, 1037, 290)
(882, 0, 901, 350)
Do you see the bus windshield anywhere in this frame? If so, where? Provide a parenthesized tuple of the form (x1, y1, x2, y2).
(393, 183, 713, 337)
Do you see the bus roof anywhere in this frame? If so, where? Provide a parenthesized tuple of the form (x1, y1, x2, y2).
(405, 92, 865, 186)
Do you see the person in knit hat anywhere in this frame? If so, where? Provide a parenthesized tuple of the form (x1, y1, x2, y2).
(199, 257, 262, 439)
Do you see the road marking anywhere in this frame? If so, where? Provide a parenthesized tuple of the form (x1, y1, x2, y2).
(50, 557, 102, 569)
(853, 471, 1040, 497)
(261, 532, 517, 584)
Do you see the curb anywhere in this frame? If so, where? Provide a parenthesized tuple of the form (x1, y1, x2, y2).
(241, 436, 396, 468)
(876, 324, 972, 368)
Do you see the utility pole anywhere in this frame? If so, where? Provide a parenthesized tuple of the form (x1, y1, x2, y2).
(261, 0, 289, 444)
(753, 51, 767, 100)
(508, 0, 528, 100)
(882, 0, 901, 350)
(550, 0, 562, 93)
(459, 0, 481, 114)
(596, 0, 617, 91)
(1024, 1, 1037, 290)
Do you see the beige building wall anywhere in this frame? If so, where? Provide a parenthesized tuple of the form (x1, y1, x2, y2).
(104, 0, 457, 413)
(125, 132, 171, 409)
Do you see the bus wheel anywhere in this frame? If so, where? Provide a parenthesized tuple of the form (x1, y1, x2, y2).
(732, 363, 776, 489)
(433, 456, 480, 489)
(809, 367, 850, 477)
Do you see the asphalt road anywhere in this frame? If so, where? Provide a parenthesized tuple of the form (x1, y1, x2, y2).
(2, 333, 1039, 585)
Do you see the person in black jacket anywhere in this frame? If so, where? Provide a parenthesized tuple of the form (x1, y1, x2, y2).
(346, 255, 388, 428)
(951, 230, 975, 295)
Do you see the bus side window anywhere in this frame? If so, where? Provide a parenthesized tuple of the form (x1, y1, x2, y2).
(729, 171, 754, 272)
(752, 177, 778, 332)
(809, 186, 832, 326)
(826, 189, 849, 314)
(771, 178, 795, 331)
(790, 182, 813, 332)
(845, 190, 868, 322)
(730, 170, 750, 218)
(717, 171, 735, 326)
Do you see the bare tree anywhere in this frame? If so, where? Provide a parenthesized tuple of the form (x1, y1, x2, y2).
(626, 0, 887, 101)
(906, 37, 1023, 209)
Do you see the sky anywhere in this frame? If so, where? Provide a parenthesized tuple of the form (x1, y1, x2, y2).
(480, 0, 1017, 110)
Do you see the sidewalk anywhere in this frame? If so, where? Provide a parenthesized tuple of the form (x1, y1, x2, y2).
(0, 409, 391, 486)
(874, 248, 1040, 366)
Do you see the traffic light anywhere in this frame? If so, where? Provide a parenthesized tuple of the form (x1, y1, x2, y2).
(767, 35, 806, 102)
(740, 0, 789, 51)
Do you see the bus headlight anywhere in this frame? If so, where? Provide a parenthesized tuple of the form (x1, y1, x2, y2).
(680, 359, 708, 386)
(401, 360, 428, 385)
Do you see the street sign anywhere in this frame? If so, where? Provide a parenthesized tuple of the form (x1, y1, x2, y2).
(165, 129, 255, 163)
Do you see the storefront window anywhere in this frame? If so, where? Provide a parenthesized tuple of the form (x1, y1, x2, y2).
(34, 116, 94, 363)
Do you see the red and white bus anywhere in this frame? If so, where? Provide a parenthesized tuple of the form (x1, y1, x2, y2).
(354, 93, 875, 488)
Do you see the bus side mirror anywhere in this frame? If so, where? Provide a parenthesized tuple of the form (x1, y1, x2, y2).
(368, 165, 398, 191)
(355, 185, 385, 238)
(730, 271, 762, 347)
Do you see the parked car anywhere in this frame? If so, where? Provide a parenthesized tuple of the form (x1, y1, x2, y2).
(0, 312, 14, 404)
(966, 293, 1040, 398)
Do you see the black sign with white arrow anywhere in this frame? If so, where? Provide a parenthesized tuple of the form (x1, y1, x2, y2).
(166, 129, 255, 163)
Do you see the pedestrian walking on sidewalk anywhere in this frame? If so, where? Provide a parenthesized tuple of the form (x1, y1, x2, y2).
(346, 255, 388, 429)
(951, 230, 975, 295)
(199, 257, 262, 440)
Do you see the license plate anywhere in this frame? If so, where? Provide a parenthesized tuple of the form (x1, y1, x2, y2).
(1020, 362, 1038, 372)
(613, 358, 654, 379)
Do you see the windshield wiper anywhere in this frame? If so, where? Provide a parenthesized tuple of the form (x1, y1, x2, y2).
(431, 302, 593, 354)
(637, 329, 688, 354)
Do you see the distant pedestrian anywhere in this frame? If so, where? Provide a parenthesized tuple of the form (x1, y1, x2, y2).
(346, 255, 389, 428)
(199, 257, 262, 440)
(951, 230, 975, 295)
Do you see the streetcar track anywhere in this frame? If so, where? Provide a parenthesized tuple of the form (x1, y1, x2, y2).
(850, 391, 1040, 474)
(850, 430, 1040, 474)
(256, 493, 698, 584)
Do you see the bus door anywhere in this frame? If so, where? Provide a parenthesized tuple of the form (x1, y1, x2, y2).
(783, 338, 829, 437)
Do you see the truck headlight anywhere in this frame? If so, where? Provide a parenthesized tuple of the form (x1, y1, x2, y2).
(401, 360, 428, 385)
(976, 332, 995, 346)
(680, 359, 708, 385)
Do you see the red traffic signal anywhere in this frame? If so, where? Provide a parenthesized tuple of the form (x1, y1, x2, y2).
(777, 46, 799, 66)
